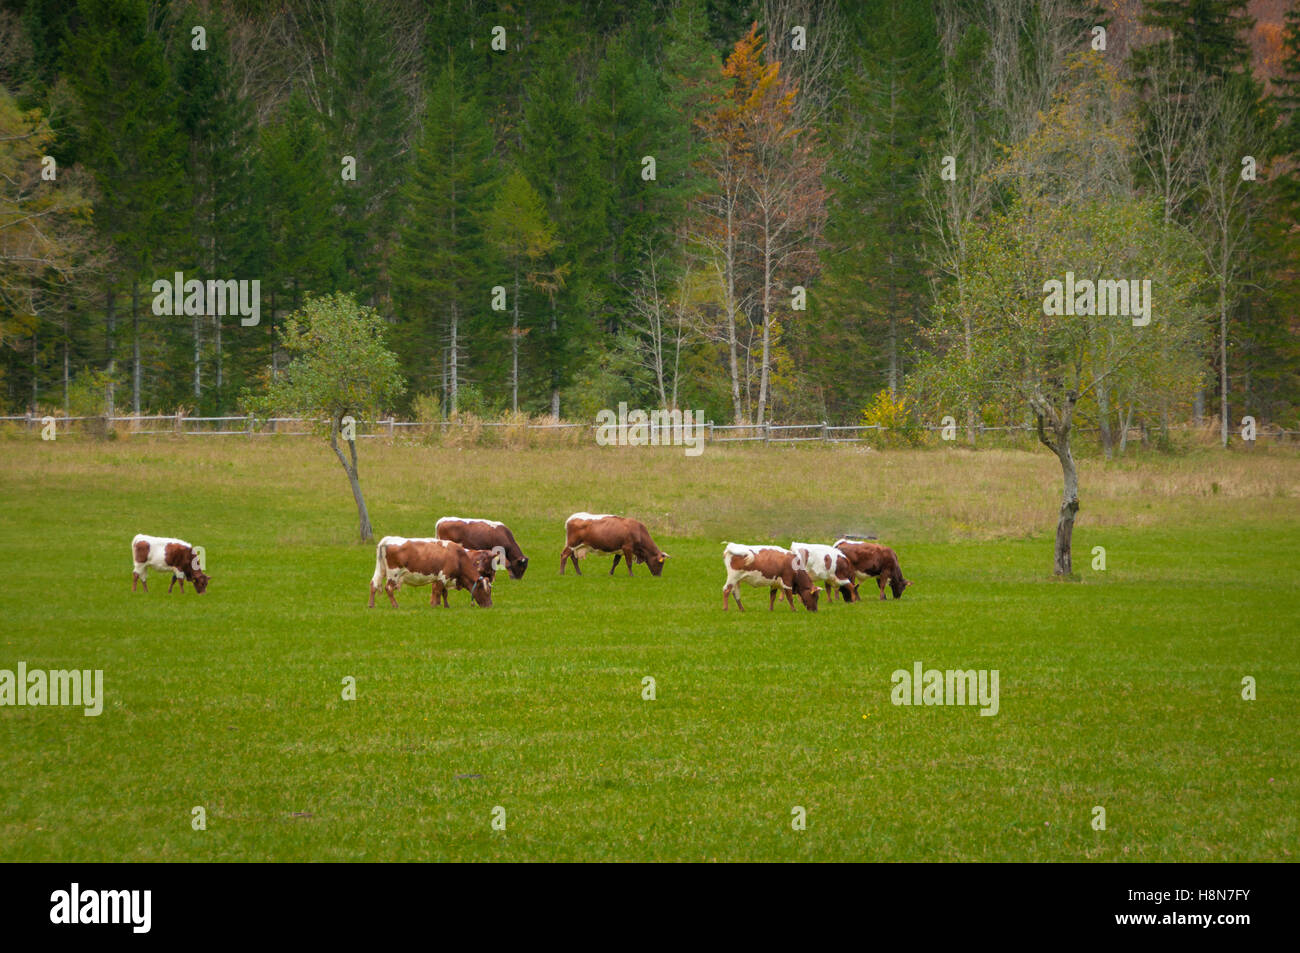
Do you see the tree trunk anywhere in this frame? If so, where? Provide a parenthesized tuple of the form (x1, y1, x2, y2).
(725, 204, 742, 425)
(330, 417, 372, 542)
(1218, 276, 1228, 448)
(1097, 386, 1112, 459)
(131, 282, 141, 416)
(215, 313, 223, 413)
(105, 287, 116, 417)
(1053, 431, 1079, 576)
(511, 267, 520, 414)
(193, 308, 202, 400)
(63, 312, 70, 415)
(448, 300, 458, 415)
(756, 219, 772, 425)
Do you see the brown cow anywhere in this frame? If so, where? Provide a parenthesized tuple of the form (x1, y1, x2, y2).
(435, 516, 529, 579)
(722, 543, 820, 611)
(369, 536, 493, 608)
(560, 512, 669, 576)
(834, 539, 912, 600)
(131, 534, 210, 594)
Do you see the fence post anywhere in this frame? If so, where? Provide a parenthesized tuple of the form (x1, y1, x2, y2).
(764, 421, 771, 443)
(388, 416, 395, 440)
(821, 420, 828, 443)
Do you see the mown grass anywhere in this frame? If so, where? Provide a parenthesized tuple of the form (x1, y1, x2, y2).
(0, 437, 1296, 861)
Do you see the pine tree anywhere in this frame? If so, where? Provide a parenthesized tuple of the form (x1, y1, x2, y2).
(519, 47, 605, 416)
(391, 62, 498, 415)
(807, 1, 942, 419)
(63, 0, 190, 416)
(322, 0, 410, 304)
(172, 3, 257, 412)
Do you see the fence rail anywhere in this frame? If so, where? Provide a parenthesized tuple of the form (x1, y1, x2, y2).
(3, 414, 1297, 445)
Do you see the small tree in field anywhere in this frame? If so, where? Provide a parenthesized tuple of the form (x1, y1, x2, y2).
(252, 292, 404, 541)
(913, 55, 1205, 577)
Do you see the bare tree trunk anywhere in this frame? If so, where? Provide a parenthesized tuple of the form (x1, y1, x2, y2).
(448, 300, 459, 415)
(1097, 386, 1112, 459)
(330, 415, 373, 542)
(511, 268, 520, 414)
(725, 206, 742, 425)
(757, 215, 773, 425)
(1218, 275, 1228, 448)
(193, 310, 202, 400)
(105, 287, 116, 417)
(1053, 436, 1079, 576)
(131, 282, 141, 416)
(1034, 391, 1079, 577)
(63, 312, 70, 415)
(215, 314, 223, 412)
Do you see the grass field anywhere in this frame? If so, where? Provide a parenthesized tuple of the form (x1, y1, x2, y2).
(1, 436, 1296, 861)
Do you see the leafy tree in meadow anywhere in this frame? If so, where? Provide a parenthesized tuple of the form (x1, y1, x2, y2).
(914, 55, 1206, 576)
(250, 292, 405, 542)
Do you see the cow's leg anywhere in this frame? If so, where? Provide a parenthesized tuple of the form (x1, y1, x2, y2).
(561, 546, 582, 575)
(624, 547, 635, 576)
(168, 574, 178, 593)
(610, 552, 621, 575)
(368, 583, 377, 608)
(769, 587, 778, 611)
(723, 584, 731, 610)
(132, 568, 143, 592)
(825, 581, 834, 600)
(733, 589, 745, 611)
(878, 574, 888, 601)
(782, 586, 797, 610)
(386, 578, 400, 608)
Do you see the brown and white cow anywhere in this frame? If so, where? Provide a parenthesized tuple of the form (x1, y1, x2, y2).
(790, 541, 859, 603)
(435, 516, 529, 580)
(834, 538, 912, 601)
(722, 543, 819, 611)
(132, 533, 210, 593)
(560, 512, 669, 576)
(369, 536, 493, 608)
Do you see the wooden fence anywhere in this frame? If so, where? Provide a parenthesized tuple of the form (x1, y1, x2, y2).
(3, 413, 1297, 446)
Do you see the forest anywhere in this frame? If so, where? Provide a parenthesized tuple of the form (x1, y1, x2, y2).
(1, 0, 1297, 445)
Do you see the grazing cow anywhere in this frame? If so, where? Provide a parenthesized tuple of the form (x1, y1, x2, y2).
(369, 536, 493, 608)
(131, 534, 210, 594)
(790, 541, 859, 603)
(560, 512, 670, 577)
(435, 516, 529, 580)
(722, 542, 819, 612)
(834, 539, 912, 600)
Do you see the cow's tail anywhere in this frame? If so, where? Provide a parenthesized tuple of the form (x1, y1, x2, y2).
(723, 542, 754, 566)
(371, 538, 390, 591)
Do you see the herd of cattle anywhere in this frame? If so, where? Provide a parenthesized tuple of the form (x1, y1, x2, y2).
(130, 514, 911, 612)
